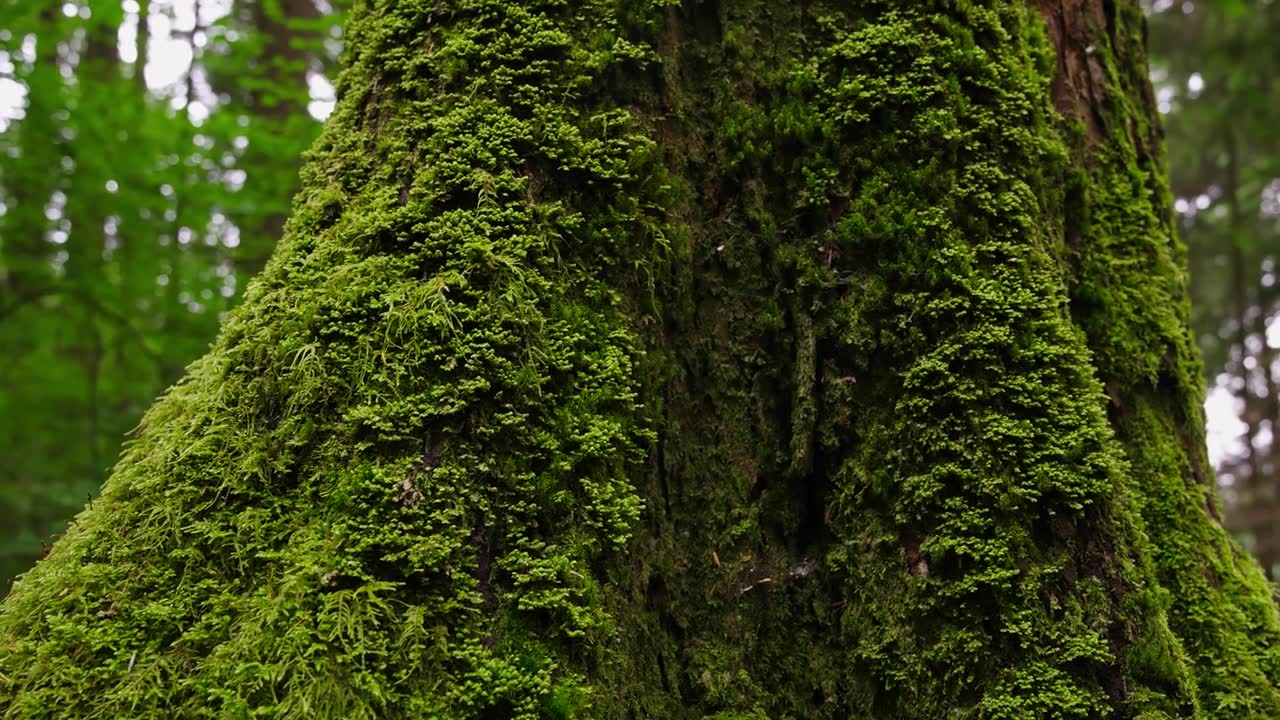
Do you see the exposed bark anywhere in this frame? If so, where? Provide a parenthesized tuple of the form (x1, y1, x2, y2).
(3, 1, 1279, 718)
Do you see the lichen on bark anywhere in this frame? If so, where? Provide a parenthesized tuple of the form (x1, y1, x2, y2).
(4, 1, 1279, 718)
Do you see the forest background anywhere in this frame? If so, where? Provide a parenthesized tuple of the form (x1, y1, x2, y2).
(0, 0, 1275, 589)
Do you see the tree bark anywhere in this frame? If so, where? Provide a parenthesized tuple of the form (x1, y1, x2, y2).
(3, 1, 1279, 718)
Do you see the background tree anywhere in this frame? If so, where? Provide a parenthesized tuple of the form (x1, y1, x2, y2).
(4, 0, 1280, 718)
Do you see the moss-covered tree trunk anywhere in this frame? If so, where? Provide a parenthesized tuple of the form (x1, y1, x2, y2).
(4, 1, 1279, 717)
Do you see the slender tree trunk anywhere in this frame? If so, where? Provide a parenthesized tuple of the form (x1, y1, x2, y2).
(4, 1, 1279, 718)
(63, 13, 122, 487)
(134, 0, 150, 92)
(1222, 129, 1272, 572)
(0, 3, 62, 311)
(230, 0, 323, 274)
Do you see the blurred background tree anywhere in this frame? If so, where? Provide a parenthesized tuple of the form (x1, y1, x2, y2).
(3, 0, 1280, 591)
(1148, 0, 1280, 575)
(0, 0, 344, 586)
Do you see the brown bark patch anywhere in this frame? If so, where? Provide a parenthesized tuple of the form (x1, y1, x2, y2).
(1035, 0, 1111, 143)
(901, 534, 929, 577)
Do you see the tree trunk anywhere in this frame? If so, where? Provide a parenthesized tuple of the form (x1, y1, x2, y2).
(3, 1, 1279, 718)
(231, 0, 324, 274)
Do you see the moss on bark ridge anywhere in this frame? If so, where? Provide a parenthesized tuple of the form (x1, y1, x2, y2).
(3, 1, 1279, 718)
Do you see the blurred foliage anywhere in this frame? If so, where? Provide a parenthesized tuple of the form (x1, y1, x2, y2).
(0, 0, 343, 588)
(1148, 0, 1280, 572)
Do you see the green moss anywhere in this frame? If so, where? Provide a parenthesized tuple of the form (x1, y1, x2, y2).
(1, 0, 673, 716)
(1049, 1, 1280, 716)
